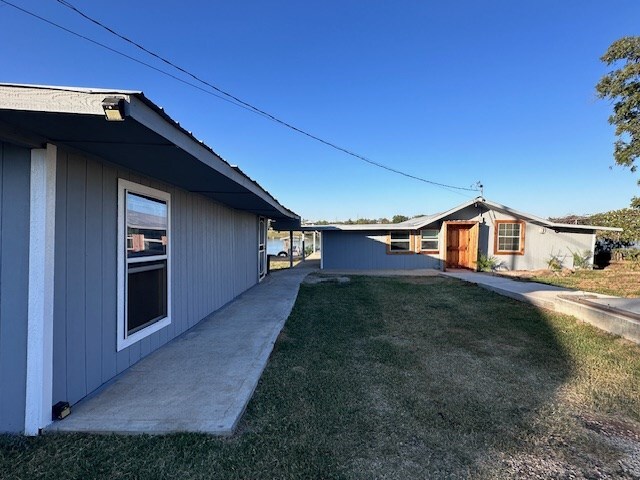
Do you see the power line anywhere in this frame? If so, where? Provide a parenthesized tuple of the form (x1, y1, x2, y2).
(5, 0, 480, 194)
(0, 0, 269, 118)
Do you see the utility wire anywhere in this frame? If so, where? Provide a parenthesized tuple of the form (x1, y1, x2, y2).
(54, 0, 479, 194)
(6, 0, 479, 194)
(0, 0, 269, 118)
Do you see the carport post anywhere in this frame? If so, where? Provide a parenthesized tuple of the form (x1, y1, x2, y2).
(302, 235, 306, 262)
(289, 230, 293, 268)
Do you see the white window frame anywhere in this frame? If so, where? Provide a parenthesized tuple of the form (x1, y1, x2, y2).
(117, 179, 172, 351)
(420, 229, 439, 252)
(258, 216, 267, 281)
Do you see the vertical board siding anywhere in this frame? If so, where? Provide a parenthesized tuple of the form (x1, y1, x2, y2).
(84, 160, 103, 395)
(323, 205, 597, 272)
(322, 231, 441, 270)
(0, 142, 31, 432)
(101, 163, 117, 383)
(53, 149, 259, 406)
(52, 152, 67, 403)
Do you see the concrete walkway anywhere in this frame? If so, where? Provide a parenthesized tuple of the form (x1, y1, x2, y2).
(442, 271, 640, 344)
(48, 262, 317, 435)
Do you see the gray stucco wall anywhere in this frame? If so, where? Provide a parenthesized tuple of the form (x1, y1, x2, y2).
(321, 204, 595, 271)
(322, 230, 441, 270)
(0, 142, 31, 432)
(53, 148, 259, 406)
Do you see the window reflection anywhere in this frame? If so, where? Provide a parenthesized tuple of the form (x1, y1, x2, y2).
(126, 192, 168, 258)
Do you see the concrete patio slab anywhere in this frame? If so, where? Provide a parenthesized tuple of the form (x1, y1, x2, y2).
(47, 262, 316, 435)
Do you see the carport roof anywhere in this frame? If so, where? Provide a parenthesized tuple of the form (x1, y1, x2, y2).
(0, 83, 299, 222)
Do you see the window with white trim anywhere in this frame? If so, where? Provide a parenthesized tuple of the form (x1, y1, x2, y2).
(117, 180, 171, 351)
(389, 231, 411, 252)
(258, 217, 267, 280)
(420, 229, 439, 252)
(495, 220, 524, 254)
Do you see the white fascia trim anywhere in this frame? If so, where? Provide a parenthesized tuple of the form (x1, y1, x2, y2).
(117, 179, 172, 352)
(25, 144, 56, 435)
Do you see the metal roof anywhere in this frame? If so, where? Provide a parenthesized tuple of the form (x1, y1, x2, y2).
(303, 197, 623, 233)
(0, 83, 299, 222)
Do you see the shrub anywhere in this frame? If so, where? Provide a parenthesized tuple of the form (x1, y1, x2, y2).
(569, 249, 592, 269)
(477, 253, 499, 272)
(612, 247, 640, 262)
(547, 252, 563, 272)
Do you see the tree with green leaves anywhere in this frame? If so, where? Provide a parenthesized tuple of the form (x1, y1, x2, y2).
(596, 36, 640, 207)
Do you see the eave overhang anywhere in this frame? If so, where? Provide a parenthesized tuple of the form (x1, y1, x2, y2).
(0, 84, 299, 224)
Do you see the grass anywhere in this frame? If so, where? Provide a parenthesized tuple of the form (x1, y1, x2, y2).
(525, 262, 640, 297)
(2, 276, 640, 479)
(268, 257, 301, 270)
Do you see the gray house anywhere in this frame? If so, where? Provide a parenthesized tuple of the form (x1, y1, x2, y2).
(316, 197, 621, 271)
(0, 83, 299, 434)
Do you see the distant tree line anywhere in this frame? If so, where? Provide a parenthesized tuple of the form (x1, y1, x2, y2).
(550, 200, 640, 243)
(309, 214, 422, 225)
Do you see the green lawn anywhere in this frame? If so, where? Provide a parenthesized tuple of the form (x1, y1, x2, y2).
(2, 276, 640, 479)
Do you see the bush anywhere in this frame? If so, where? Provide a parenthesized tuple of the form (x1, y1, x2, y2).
(476, 253, 499, 272)
(547, 252, 563, 272)
(569, 249, 592, 269)
(612, 247, 640, 261)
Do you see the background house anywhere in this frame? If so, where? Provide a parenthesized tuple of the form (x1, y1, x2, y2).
(0, 84, 299, 434)
(312, 198, 621, 271)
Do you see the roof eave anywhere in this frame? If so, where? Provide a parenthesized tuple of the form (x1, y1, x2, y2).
(0, 83, 298, 221)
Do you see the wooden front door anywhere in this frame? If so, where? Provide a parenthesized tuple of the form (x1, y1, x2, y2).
(445, 222, 479, 270)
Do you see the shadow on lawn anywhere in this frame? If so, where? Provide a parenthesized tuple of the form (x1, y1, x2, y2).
(270, 275, 632, 478)
(1, 276, 636, 480)
(359, 277, 577, 477)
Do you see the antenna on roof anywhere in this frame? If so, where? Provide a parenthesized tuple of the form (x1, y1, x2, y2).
(472, 181, 484, 198)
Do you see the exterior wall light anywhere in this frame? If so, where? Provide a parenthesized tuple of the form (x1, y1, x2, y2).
(102, 96, 126, 121)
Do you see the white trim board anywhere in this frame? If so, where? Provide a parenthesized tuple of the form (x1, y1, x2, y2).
(25, 144, 57, 435)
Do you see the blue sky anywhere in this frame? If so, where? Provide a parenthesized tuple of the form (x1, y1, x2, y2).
(2, 1, 639, 221)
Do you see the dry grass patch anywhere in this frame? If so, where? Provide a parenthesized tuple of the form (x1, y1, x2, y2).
(501, 262, 640, 297)
(268, 257, 301, 270)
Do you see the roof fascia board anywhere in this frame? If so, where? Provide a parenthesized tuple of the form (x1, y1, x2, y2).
(126, 95, 298, 220)
(412, 198, 479, 229)
(482, 200, 623, 232)
(0, 85, 111, 116)
(549, 224, 623, 232)
(0, 84, 297, 220)
(0, 83, 140, 95)
(481, 199, 553, 226)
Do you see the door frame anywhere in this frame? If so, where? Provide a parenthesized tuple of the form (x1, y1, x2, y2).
(443, 221, 479, 271)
